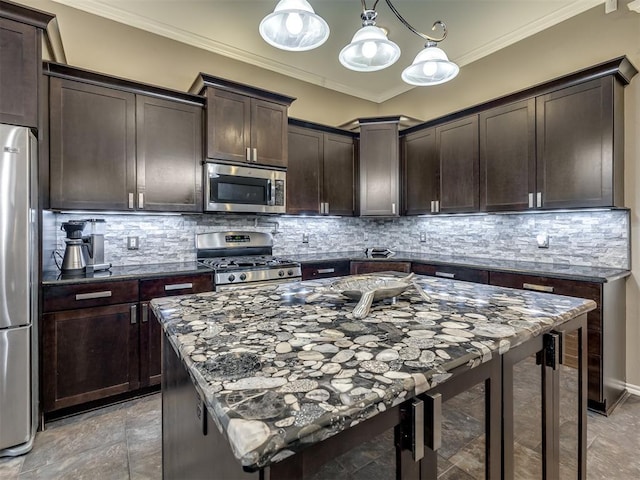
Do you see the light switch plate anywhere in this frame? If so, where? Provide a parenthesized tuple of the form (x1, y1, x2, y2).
(127, 236, 139, 250)
(536, 233, 549, 248)
(419, 232, 426, 243)
(302, 233, 309, 244)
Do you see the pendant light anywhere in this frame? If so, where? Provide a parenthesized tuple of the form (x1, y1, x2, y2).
(259, 0, 330, 52)
(402, 40, 460, 86)
(339, 9, 400, 72)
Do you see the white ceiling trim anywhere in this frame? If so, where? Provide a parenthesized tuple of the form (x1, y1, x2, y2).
(52, 0, 605, 104)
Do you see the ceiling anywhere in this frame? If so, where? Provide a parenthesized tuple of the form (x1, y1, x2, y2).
(51, 0, 608, 103)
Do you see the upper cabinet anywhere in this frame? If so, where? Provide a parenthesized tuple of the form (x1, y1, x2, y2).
(436, 115, 479, 214)
(479, 99, 536, 212)
(403, 128, 438, 216)
(359, 118, 400, 216)
(0, 4, 53, 127)
(47, 65, 204, 212)
(536, 77, 623, 209)
(190, 73, 295, 168)
(287, 121, 355, 216)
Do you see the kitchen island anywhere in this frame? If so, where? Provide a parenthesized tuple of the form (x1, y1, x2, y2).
(151, 275, 595, 479)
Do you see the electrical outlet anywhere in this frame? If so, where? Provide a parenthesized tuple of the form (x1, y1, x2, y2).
(419, 232, 426, 243)
(302, 233, 309, 244)
(127, 236, 139, 250)
(536, 233, 549, 249)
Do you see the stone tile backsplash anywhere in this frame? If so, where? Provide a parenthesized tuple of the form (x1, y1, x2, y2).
(47, 210, 630, 270)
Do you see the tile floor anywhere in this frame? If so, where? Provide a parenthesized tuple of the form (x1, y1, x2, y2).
(1, 389, 639, 479)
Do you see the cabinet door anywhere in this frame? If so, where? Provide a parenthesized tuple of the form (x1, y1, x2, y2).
(287, 126, 322, 214)
(42, 303, 139, 412)
(136, 96, 203, 212)
(536, 78, 616, 208)
(480, 100, 536, 211)
(49, 78, 136, 210)
(350, 261, 411, 275)
(403, 128, 438, 215)
(323, 133, 355, 216)
(206, 88, 251, 163)
(251, 99, 288, 168)
(0, 18, 38, 127)
(359, 122, 400, 216)
(437, 115, 479, 213)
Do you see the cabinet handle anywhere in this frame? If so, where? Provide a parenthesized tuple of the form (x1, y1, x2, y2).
(128, 193, 134, 209)
(536, 192, 542, 208)
(130, 304, 137, 324)
(523, 283, 554, 293)
(319, 203, 324, 214)
(142, 303, 149, 323)
(246, 147, 251, 161)
(528, 193, 534, 208)
(317, 268, 335, 274)
(435, 272, 455, 279)
(324, 202, 329, 214)
(435, 200, 440, 213)
(391, 203, 396, 215)
(165, 282, 193, 291)
(252, 148, 258, 162)
(75, 290, 112, 301)
(138, 192, 144, 209)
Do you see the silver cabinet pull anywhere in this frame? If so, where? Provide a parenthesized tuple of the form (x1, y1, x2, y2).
(142, 303, 149, 323)
(319, 203, 325, 214)
(246, 147, 251, 161)
(317, 268, 335, 274)
(523, 283, 554, 293)
(528, 193, 534, 208)
(165, 283, 193, 291)
(324, 202, 329, 214)
(138, 192, 144, 209)
(252, 148, 258, 162)
(130, 304, 137, 324)
(435, 200, 440, 213)
(391, 203, 396, 215)
(536, 192, 542, 208)
(430, 200, 435, 213)
(128, 193, 134, 209)
(435, 271, 455, 279)
(75, 290, 112, 301)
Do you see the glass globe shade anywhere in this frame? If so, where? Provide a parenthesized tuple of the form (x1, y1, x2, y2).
(339, 25, 401, 72)
(259, 0, 330, 51)
(401, 44, 459, 86)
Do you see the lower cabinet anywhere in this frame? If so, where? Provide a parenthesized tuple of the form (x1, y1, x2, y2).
(489, 271, 626, 415)
(42, 273, 213, 414)
(411, 263, 489, 284)
(350, 261, 411, 275)
(301, 260, 351, 280)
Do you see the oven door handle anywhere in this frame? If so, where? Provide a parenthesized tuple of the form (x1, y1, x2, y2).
(267, 179, 276, 206)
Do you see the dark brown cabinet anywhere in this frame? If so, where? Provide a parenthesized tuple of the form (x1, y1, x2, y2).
(411, 263, 489, 284)
(479, 99, 536, 212)
(436, 115, 479, 213)
(301, 260, 351, 280)
(48, 73, 203, 212)
(136, 95, 203, 212)
(287, 123, 355, 215)
(536, 77, 623, 208)
(489, 271, 626, 415)
(359, 119, 400, 216)
(350, 261, 411, 275)
(42, 280, 140, 412)
(191, 74, 295, 168)
(402, 128, 438, 215)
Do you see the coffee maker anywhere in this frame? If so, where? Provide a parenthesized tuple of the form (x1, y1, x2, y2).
(81, 218, 111, 272)
(60, 220, 87, 274)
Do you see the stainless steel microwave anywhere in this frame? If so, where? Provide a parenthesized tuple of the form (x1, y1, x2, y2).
(204, 163, 286, 213)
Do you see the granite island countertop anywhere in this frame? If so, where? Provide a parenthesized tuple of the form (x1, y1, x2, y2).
(151, 275, 596, 471)
(288, 251, 629, 282)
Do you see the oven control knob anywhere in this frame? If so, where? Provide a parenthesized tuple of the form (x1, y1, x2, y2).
(240, 273, 247, 281)
(278, 270, 285, 277)
(228, 274, 235, 282)
(287, 270, 293, 276)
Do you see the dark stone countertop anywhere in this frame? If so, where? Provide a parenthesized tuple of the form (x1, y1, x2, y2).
(151, 275, 595, 470)
(288, 251, 629, 283)
(41, 261, 214, 285)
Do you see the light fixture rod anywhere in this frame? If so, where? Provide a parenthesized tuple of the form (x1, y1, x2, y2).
(361, 0, 381, 12)
(384, 0, 447, 43)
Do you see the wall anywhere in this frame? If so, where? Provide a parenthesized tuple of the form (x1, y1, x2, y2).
(48, 210, 629, 271)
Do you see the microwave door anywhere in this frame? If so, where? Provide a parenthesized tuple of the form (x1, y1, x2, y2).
(209, 174, 269, 210)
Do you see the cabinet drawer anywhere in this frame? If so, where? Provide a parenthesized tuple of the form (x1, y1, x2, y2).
(412, 263, 489, 284)
(350, 261, 411, 275)
(43, 280, 139, 312)
(301, 261, 350, 280)
(488, 272, 601, 302)
(139, 273, 213, 301)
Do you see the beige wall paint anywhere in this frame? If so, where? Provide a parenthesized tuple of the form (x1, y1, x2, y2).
(14, 1, 640, 389)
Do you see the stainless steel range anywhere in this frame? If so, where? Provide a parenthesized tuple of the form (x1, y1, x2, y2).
(196, 231, 301, 290)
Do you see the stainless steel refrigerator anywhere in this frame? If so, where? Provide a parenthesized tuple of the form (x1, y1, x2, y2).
(0, 124, 38, 456)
